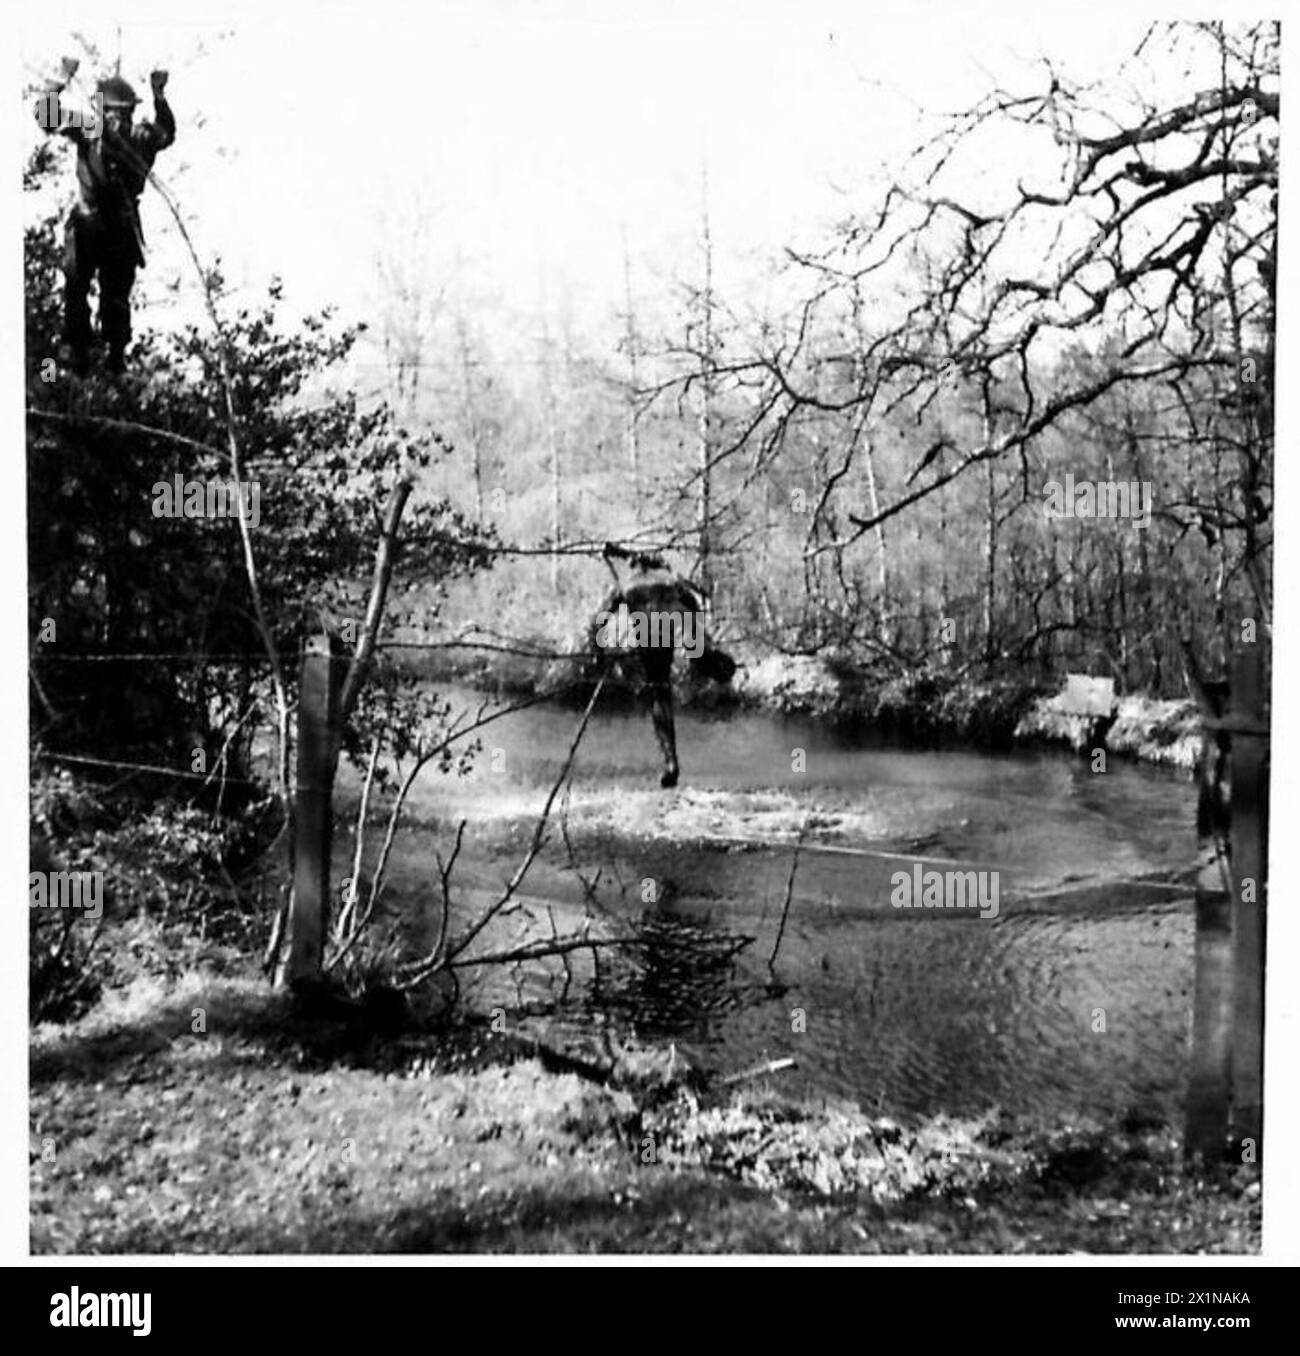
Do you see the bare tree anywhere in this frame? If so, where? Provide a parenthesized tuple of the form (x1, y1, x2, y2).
(621, 225, 644, 519)
(371, 191, 448, 419)
(769, 23, 1274, 612)
(537, 277, 564, 592)
(454, 312, 487, 519)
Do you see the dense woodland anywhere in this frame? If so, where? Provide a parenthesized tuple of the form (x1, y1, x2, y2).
(24, 22, 1276, 1260)
(26, 19, 1276, 1008)
(358, 21, 1274, 700)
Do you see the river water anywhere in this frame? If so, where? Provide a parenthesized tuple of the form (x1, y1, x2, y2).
(380, 689, 1197, 1125)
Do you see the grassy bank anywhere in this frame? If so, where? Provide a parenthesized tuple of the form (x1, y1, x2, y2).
(31, 968, 1258, 1254)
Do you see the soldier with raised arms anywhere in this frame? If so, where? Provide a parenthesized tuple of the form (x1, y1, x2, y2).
(35, 56, 175, 375)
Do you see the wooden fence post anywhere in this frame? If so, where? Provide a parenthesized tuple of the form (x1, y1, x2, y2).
(281, 633, 345, 991)
(1229, 645, 1267, 1160)
(1185, 679, 1233, 1161)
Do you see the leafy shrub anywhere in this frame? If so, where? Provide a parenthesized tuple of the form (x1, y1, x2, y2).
(30, 768, 268, 1021)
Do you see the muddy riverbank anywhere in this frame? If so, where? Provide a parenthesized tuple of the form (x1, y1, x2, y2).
(410, 643, 1203, 771)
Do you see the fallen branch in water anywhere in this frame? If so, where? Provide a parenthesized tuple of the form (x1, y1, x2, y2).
(720, 1057, 797, 1087)
(768, 813, 811, 973)
(324, 690, 559, 974)
(397, 675, 606, 988)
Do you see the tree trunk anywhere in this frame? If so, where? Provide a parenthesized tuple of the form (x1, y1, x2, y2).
(983, 458, 997, 663)
(455, 315, 485, 520)
(696, 160, 715, 593)
(538, 305, 562, 593)
(861, 431, 891, 647)
(622, 229, 642, 521)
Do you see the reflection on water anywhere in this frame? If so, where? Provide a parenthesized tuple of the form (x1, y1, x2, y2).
(589, 910, 756, 1039)
(716, 894, 1193, 1121)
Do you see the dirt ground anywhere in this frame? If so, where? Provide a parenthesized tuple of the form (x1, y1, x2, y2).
(31, 971, 1260, 1255)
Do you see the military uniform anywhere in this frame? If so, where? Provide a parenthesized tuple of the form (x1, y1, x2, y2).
(37, 75, 174, 372)
(589, 576, 735, 788)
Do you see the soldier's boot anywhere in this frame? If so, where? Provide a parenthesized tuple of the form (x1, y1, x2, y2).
(647, 681, 680, 789)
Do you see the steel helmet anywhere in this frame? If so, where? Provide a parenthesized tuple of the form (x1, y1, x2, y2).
(98, 76, 139, 110)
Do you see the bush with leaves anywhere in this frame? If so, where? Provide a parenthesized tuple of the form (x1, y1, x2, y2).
(26, 143, 495, 785)
(26, 134, 505, 998)
(30, 763, 276, 1020)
